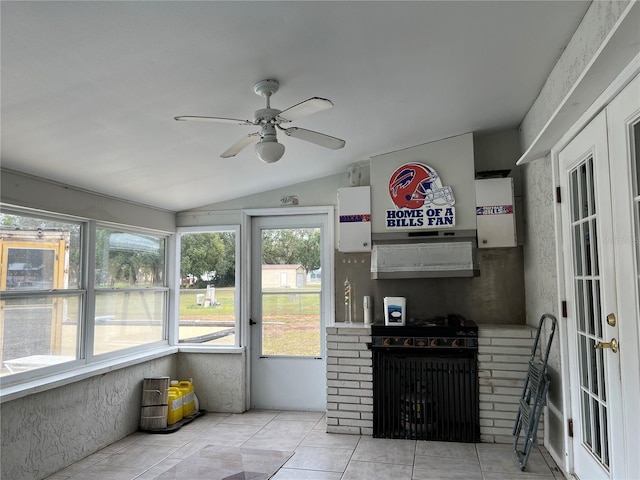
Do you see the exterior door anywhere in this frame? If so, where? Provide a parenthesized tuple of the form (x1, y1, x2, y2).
(605, 73, 640, 479)
(559, 74, 640, 480)
(250, 213, 330, 410)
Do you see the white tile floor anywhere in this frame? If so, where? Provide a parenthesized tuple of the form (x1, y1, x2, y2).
(45, 410, 565, 480)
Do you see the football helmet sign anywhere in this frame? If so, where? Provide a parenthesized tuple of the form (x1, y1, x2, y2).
(389, 163, 455, 208)
(386, 163, 456, 229)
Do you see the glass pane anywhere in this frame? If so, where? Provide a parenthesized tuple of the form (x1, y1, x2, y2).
(571, 169, 579, 222)
(95, 228, 165, 287)
(261, 292, 321, 356)
(579, 163, 588, 219)
(576, 280, 585, 332)
(587, 156, 596, 216)
(178, 230, 237, 346)
(579, 335, 588, 388)
(574, 224, 583, 276)
(0, 212, 81, 289)
(0, 295, 80, 376)
(594, 281, 602, 338)
(602, 407, 609, 467)
(94, 291, 165, 355)
(5, 248, 55, 290)
(592, 396, 602, 458)
(597, 346, 606, 401)
(589, 336, 598, 395)
(584, 221, 592, 275)
(591, 218, 599, 276)
(585, 280, 595, 335)
(178, 288, 236, 345)
(582, 391, 592, 447)
(260, 227, 322, 357)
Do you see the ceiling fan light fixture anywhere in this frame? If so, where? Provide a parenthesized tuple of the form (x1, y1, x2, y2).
(176, 78, 345, 162)
(255, 139, 285, 163)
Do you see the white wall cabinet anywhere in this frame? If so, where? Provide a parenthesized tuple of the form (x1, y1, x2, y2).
(338, 186, 371, 252)
(475, 178, 517, 248)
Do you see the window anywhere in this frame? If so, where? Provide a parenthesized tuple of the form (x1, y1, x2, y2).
(94, 227, 168, 356)
(177, 227, 239, 347)
(0, 208, 171, 382)
(0, 211, 82, 377)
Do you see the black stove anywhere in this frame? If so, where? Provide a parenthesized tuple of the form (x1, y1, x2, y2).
(369, 314, 480, 442)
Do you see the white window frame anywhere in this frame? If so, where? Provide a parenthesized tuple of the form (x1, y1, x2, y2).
(0, 206, 173, 395)
(173, 225, 241, 350)
(91, 222, 171, 362)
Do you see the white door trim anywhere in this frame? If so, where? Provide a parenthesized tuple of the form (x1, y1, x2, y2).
(240, 206, 335, 410)
(549, 148, 575, 475)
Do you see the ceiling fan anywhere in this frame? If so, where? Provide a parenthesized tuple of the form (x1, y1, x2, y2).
(174, 79, 346, 163)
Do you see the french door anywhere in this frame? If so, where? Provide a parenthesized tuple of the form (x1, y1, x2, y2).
(558, 74, 640, 479)
(249, 211, 332, 410)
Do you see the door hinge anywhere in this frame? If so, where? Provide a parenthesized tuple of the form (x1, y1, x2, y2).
(556, 186, 562, 203)
(249, 318, 256, 325)
(568, 418, 574, 437)
(561, 301, 568, 318)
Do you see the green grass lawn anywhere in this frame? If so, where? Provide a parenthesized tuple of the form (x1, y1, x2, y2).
(179, 287, 321, 355)
(179, 287, 235, 320)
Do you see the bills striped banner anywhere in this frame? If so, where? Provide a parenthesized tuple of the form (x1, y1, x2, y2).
(476, 205, 513, 215)
(340, 214, 371, 223)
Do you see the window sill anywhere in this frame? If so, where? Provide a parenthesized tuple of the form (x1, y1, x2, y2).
(178, 345, 245, 354)
(0, 346, 179, 404)
(0, 345, 246, 404)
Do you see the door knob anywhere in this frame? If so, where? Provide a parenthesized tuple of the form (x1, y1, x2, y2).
(594, 338, 618, 353)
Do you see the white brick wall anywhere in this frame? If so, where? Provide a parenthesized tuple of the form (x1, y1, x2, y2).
(326, 326, 373, 435)
(326, 324, 540, 444)
(478, 325, 543, 444)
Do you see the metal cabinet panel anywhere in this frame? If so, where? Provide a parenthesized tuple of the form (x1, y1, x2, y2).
(475, 178, 517, 248)
(338, 186, 371, 252)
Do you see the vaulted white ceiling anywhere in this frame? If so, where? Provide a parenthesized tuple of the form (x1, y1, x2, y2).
(1, 1, 590, 212)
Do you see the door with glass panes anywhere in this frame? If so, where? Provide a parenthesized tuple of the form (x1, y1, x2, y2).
(250, 213, 330, 410)
(558, 74, 640, 480)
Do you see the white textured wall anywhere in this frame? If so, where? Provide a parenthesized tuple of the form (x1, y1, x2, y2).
(521, 156, 564, 460)
(1, 169, 176, 232)
(176, 171, 348, 246)
(519, 0, 631, 152)
(177, 352, 246, 413)
(521, 157, 558, 323)
(1, 355, 177, 480)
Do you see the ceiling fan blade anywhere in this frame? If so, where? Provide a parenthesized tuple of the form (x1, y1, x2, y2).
(280, 127, 346, 150)
(174, 115, 254, 125)
(277, 97, 334, 122)
(221, 132, 261, 158)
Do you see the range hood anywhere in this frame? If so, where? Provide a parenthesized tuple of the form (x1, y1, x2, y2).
(371, 239, 479, 279)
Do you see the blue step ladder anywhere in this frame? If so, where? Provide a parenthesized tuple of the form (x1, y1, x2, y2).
(513, 313, 557, 470)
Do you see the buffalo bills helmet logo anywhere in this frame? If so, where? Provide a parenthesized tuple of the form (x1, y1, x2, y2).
(388, 163, 455, 209)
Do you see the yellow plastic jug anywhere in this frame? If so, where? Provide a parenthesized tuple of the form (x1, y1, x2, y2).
(167, 387, 183, 426)
(178, 380, 195, 417)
